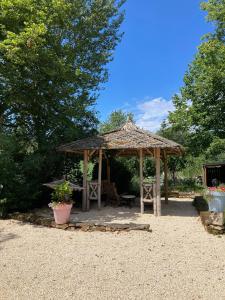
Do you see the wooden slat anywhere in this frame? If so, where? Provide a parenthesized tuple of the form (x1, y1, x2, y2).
(143, 199, 153, 203)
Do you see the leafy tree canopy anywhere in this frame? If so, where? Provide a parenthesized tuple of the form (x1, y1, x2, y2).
(161, 0, 225, 155)
(159, 0, 225, 181)
(0, 0, 125, 213)
(99, 109, 133, 133)
(0, 0, 125, 144)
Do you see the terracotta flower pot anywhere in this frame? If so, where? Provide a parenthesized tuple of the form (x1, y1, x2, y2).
(52, 203, 73, 224)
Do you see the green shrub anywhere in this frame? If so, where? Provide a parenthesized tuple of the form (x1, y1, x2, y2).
(50, 181, 73, 208)
(169, 178, 204, 192)
(129, 175, 140, 195)
(0, 133, 64, 213)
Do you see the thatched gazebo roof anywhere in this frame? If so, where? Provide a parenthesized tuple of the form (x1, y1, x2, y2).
(58, 119, 183, 156)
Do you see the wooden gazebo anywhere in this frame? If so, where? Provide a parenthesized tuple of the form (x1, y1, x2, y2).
(58, 119, 183, 216)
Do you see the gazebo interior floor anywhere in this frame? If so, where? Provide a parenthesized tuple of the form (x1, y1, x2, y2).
(33, 198, 194, 225)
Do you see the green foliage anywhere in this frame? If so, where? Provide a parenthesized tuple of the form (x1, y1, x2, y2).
(99, 110, 133, 133)
(164, 1, 225, 149)
(182, 39, 225, 140)
(129, 175, 140, 195)
(0, 0, 125, 139)
(51, 181, 72, 204)
(201, 0, 225, 41)
(144, 157, 155, 178)
(179, 155, 205, 179)
(159, 0, 225, 183)
(205, 138, 225, 161)
(0, 0, 125, 213)
(0, 133, 46, 212)
(92, 157, 132, 194)
(64, 158, 83, 185)
(169, 179, 204, 193)
(110, 158, 132, 194)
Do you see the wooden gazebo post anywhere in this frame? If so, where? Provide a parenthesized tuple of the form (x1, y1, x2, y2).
(139, 149, 144, 214)
(163, 150, 169, 204)
(82, 150, 88, 211)
(155, 148, 161, 216)
(203, 165, 207, 186)
(98, 149, 102, 209)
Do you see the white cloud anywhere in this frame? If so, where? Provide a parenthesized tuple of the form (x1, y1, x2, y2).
(134, 97, 174, 132)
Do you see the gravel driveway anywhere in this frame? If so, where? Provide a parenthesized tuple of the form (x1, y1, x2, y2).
(1, 198, 225, 300)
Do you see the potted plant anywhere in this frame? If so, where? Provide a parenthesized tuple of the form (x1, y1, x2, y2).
(49, 181, 73, 224)
(205, 185, 225, 212)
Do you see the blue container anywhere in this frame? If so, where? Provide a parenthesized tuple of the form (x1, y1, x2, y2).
(208, 191, 225, 212)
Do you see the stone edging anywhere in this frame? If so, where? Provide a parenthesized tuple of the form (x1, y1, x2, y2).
(8, 212, 151, 233)
(193, 196, 225, 235)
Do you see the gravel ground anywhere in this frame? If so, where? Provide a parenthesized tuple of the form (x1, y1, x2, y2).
(1, 198, 225, 300)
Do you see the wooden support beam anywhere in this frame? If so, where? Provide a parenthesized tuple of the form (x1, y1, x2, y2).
(155, 148, 161, 216)
(107, 158, 111, 183)
(203, 166, 207, 186)
(98, 149, 102, 209)
(82, 150, 88, 211)
(163, 150, 169, 205)
(140, 149, 144, 214)
(88, 149, 96, 159)
(116, 149, 125, 156)
(145, 148, 154, 156)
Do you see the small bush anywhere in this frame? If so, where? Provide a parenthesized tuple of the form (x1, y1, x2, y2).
(169, 178, 204, 193)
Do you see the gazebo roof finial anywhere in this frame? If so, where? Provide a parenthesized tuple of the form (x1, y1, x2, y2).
(127, 114, 133, 122)
(122, 116, 138, 131)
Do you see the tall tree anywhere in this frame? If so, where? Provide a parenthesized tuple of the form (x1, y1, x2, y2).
(0, 0, 125, 212)
(161, 0, 225, 155)
(0, 0, 125, 143)
(99, 110, 133, 133)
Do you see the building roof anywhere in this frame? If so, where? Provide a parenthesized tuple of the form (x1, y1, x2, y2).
(58, 120, 184, 156)
(203, 162, 225, 168)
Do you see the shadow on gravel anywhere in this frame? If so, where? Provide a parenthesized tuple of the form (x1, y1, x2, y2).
(0, 229, 19, 250)
(161, 200, 198, 217)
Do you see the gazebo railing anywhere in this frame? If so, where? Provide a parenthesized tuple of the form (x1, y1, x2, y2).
(141, 182, 156, 213)
(86, 180, 99, 210)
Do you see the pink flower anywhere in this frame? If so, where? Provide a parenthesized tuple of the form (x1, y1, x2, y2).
(208, 186, 225, 192)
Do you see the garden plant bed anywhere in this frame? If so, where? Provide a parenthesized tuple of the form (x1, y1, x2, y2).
(167, 191, 197, 198)
(8, 212, 151, 233)
(193, 196, 225, 235)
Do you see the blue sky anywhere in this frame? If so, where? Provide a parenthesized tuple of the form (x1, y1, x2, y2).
(96, 0, 213, 131)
